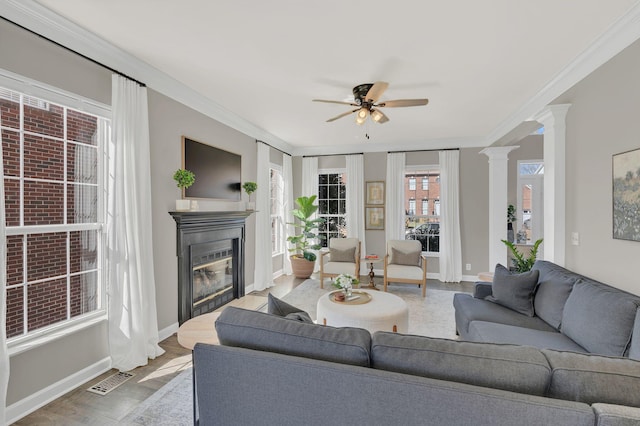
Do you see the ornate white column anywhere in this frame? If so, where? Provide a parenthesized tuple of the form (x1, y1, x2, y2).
(480, 146, 519, 270)
(534, 104, 571, 266)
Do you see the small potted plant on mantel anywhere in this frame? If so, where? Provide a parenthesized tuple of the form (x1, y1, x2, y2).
(242, 181, 257, 210)
(173, 169, 195, 211)
(287, 195, 325, 279)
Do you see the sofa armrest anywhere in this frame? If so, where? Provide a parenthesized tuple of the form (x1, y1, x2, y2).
(474, 282, 493, 299)
(593, 403, 640, 426)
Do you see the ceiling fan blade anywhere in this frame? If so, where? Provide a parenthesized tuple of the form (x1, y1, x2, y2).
(377, 99, 429, 108)
(326, 109, 359, 123)
(365, 81, 389, 103)
(370, 108, 389, 124)
(313, 99, 358, 106)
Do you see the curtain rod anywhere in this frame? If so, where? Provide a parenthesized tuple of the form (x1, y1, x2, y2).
(387, 147, 460, 154)
(303, 152, 364, 158)
(257, 140, 291, 156)
(2, 17, 146, 87)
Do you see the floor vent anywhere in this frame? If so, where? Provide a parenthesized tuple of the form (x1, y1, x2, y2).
(87, 372, 135, 395)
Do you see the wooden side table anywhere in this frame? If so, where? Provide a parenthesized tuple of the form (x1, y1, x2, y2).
(361, 257, 382, 290)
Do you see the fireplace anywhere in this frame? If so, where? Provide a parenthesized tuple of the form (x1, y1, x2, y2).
(170, 211, 252, 325)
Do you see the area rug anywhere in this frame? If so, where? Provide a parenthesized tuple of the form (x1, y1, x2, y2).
(282, 279, 465, 339)
(121, 368, 193, 425)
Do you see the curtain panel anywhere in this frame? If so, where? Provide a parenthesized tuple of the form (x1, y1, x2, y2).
(107, 75, 164, 371)
(385, 152, 406, 241)
(346, 155, 366, 259)
(283, 154, 294, 275)
(301, 157, 319, 269)
(439, 150, 462, 282)
(253, 143, 274, 290)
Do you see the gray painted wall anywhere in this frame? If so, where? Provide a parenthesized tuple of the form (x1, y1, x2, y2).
(555, 38, 640, 295)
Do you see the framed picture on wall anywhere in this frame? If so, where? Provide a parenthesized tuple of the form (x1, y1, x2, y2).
(365, 207, 385, 230)
(366, 181, 385, 205)
(613, 147, 640, 242)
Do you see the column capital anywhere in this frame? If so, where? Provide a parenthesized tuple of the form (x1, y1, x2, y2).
(480, 145, 519, 160)
(534, 104, 571, 127)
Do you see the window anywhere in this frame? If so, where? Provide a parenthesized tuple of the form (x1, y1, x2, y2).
(2, 85, 107, 341)
(317, 170, 346, 248)
(404, 167, 440, 253)
(517, 161, 544, 244)
(270, 165, 284, 255)
(408, 177, 416, 190)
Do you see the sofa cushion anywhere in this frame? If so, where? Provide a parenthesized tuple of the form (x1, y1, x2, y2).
(467, 321, 587, 353)
(371, 332, 551, 396)
(268, 293, 306, 317)
(532, 260, 579, 330)
(486, 264, 539, 316)
(561, 280, 640, 357)
(543, 349, 640, 408)
(330, 246, 355, 263)
(630, 308, 640, 361)
(215, 306, 371, 367)
(453, 293, 556, 338)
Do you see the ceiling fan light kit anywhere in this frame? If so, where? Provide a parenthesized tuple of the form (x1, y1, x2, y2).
(313, 81, 429, 125)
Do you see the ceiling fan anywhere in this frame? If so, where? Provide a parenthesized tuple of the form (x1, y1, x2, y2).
(313, 81, 429, 125)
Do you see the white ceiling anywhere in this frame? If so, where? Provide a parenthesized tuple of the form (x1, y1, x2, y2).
(22, 1, 640, 154)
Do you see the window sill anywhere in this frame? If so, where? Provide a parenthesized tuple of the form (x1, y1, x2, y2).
(8, 310, 108, 357)
(423, 252, 440, 258)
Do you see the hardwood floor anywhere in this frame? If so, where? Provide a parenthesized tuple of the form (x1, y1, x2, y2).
(11, 273, 471, 424)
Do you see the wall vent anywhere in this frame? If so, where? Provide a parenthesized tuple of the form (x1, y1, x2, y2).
(87, 371, 135, 395)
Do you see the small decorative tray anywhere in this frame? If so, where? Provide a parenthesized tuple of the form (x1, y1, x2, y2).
(329, 290, 372, 305)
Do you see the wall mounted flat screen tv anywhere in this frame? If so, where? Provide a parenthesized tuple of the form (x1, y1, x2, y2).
(182, 136, 241, 201)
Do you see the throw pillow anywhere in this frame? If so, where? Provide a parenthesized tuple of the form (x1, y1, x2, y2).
(391, 247, 420, 266)
(284, 311, 314, 323)
(267, 293, 307, 317)
(485, 264, 539, 317)
(330, 247, 356, 262)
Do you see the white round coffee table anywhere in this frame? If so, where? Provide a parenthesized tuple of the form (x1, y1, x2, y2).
(316, 289, 408, 333)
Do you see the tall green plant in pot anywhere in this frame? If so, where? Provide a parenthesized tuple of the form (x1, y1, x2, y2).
(287, 195, 325, 278)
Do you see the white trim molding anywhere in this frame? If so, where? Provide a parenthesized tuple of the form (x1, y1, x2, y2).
(6, 357, 112, 424)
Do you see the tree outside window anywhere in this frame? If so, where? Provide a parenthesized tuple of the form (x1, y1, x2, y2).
(317, 171, 347, 248)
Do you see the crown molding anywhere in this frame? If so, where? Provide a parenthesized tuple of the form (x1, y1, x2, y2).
(0, 0, 294, 155)
(484, 1, 640, 146)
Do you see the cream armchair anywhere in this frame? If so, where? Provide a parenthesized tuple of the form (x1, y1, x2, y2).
(319, 238, 361, 289)
(383, 240, 427, 297)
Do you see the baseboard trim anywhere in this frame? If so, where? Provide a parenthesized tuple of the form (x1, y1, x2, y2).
(158, 322, 179, 342)
(6, 356, 112, 424)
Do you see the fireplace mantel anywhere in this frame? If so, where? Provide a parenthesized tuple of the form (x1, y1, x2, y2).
(170, 210, 253, 324)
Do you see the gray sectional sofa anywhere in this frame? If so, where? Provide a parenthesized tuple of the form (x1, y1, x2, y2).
(454, 260, 640, 359)
(192, 305, 640, 425)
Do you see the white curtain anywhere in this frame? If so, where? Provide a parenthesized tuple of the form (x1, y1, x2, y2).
(439, 150, 463, 282)
(385, 152, 406, 241)
(301, 157, 319, 268)
(253, 143, 274, 290)
(283, 154, 294, 275)
(346, 155, 366, 256)
(0, 114, 9, 425)
(107, 75, 164, 371)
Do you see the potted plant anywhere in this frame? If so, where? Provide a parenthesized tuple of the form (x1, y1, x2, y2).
(173, 169, 195, 211)
(287, 195, 325, 279)
(507, 204, 516, 243)
(501, 238, 543, 272)
(242, 181, 258, 210)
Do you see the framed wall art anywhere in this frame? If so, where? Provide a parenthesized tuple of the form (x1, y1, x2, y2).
(365, 207, 385, 230)
(366, 181, 385, 205)
(612, 147, 640, 241)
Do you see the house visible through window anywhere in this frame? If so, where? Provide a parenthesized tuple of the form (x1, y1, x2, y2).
(317, 170, 346, 248)
(1, 85, 107, 340)
(404, 168, 440, 253)
(270, 165, 284, 255)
